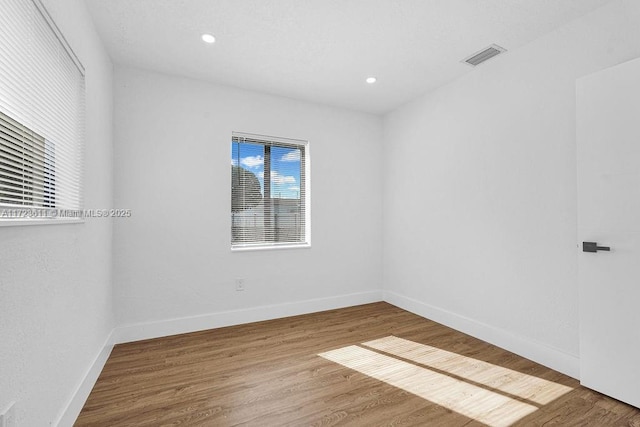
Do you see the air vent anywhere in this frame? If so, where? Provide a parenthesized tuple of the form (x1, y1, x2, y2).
(462, 44, 506, 67)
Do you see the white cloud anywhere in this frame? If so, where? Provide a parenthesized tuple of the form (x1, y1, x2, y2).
(231, 158, 238, 166)
(280, 150, 300, 162)
(271, 171, 296, 184)
(289, 186, 300, 191)
(258, 172, 264, 179)
(240, 155, 264, 169)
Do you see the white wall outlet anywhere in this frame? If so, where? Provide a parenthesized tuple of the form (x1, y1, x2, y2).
(235, 278, 245, 291)
(0, 401, 16, 427)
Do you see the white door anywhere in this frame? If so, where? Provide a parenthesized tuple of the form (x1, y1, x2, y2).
(577, 56, 640, 408)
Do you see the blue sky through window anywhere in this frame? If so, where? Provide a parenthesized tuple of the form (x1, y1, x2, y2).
(231, 141, 301, 199)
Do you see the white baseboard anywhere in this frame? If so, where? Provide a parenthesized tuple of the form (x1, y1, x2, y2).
(55, 330, 115, 427)
(114, 290, 384, 344)
(383, 290, 580, 379)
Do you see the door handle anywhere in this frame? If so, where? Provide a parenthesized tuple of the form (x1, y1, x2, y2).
(583, 242, 611, 253)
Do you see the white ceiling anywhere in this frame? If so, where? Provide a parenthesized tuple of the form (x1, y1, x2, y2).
(85, 0, 612, 114)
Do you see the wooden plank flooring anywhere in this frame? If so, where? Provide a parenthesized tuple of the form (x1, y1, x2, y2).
(75, 302, 640, 426)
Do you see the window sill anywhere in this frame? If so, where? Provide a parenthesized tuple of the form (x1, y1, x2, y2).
(0, 218, 85, 227)
(231, 243, 311, 252)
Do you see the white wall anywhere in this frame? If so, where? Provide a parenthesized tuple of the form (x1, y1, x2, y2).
(382, 0, 640, 377)
(112, 67, 383, 339)
(0, 1, 114, 426)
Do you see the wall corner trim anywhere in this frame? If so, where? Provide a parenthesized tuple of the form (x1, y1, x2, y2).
(55, 330, 116, 427)
(383, 290, 580, 379)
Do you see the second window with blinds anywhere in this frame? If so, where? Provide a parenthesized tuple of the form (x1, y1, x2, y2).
(231, 132, 309, 250)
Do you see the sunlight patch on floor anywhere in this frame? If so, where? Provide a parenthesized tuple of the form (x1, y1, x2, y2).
(319, 336, 575, 427)
(362, 336, 573, 405)
(319, 345, 537, 427)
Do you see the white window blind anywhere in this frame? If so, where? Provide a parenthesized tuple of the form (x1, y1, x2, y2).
(0, 0, 85, 217)
(231, 132, 309, 249)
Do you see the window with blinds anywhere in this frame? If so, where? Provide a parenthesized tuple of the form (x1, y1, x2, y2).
(0, 112, 55, 207)
(231, 133, 310, 249)
(0, 0, 85, 221)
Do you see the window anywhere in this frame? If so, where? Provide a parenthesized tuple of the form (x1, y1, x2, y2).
(0, 0, 85, 222)
(231, 132, 310, 249)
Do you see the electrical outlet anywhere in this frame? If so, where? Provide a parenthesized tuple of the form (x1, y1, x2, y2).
(235, 278, 245, 291)
(0, 401, 16, 427)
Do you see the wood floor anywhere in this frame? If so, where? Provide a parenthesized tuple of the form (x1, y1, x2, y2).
(75, 303, 640, 426)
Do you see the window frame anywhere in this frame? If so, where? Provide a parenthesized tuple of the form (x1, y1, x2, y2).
(231, 132, 311, 252)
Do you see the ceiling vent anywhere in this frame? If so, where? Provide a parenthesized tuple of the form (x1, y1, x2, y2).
(462, 44, 506, 67)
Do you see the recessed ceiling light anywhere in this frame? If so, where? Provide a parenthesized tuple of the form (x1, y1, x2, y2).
(201, 34, 216, 44)
(366, 77, 377, 84)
